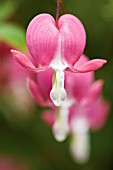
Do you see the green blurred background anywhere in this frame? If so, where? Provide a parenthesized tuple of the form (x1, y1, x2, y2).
(0, 0, 113, 169)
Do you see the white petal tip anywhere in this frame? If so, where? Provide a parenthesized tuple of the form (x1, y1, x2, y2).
(54, 132, 67, 142)
(70, 143, 90, 164)
(70, 131, 90, 164)
(52, 123, 68, 142)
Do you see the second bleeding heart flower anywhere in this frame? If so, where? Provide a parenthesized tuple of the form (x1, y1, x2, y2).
(28, 54, 109, 144)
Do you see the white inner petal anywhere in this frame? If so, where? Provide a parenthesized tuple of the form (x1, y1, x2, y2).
(70, 117, 90, 164)
(50, 36, 68, 106)
(50, 70, 66, 106)
(52, 98, 74, 142)
(52, 108, 69, 142)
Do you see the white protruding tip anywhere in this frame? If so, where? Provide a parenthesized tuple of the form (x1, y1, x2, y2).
(70, 132, 90, 164)
(52, 121, 69, 142)
(70, 117, 90, 164)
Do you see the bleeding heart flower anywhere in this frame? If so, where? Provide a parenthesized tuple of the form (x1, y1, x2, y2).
(11, 13, 106, 106)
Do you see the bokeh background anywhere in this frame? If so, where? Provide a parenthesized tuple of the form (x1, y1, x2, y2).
(0, 0, 113, 169)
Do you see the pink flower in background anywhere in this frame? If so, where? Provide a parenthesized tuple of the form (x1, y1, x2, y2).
(0, 42, 11, 86)
(11, 13, 106, 106)
(28, 54, 109, 141)
(0, 41, 34, 115)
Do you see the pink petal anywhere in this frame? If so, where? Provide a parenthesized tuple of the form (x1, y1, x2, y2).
(27, 77, 52, 106)
(87, 97, 110, 130)
(72, 59, 107, 73)
(36, 69, 53, 100)
(59, 14, 86, 66)
(65, 55, 94, 101)
(80, 80, 103, 107)
(26, 14, 59, 67)
(27, 77, 44, 104)
(11, 50, 47, 72)
(69, 97, 110, 130)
